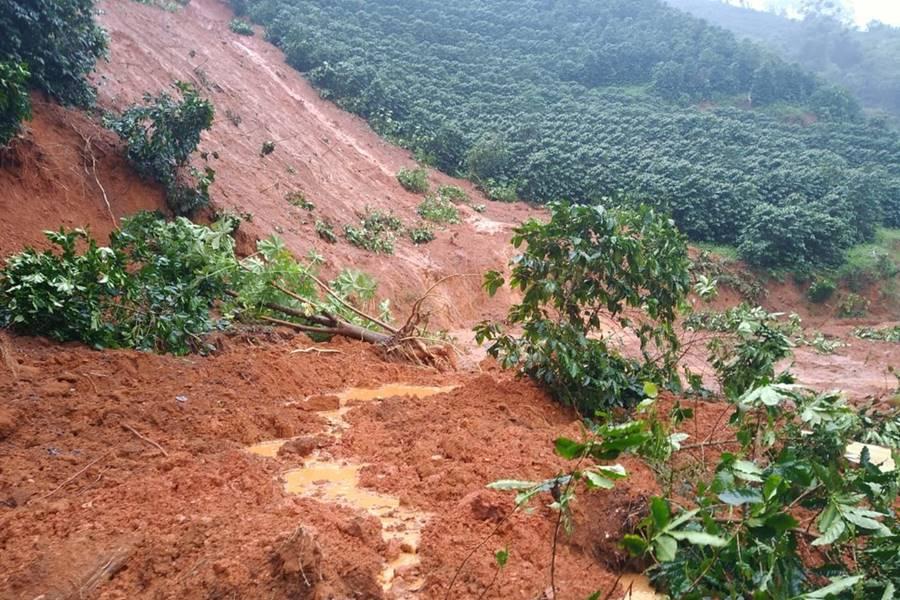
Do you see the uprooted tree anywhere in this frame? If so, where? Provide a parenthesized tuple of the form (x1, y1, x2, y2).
(0, 212, 444, 365)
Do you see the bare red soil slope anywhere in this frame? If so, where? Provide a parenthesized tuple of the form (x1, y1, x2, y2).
(88, 0, 539, 329)
(0, 97, 166, 258)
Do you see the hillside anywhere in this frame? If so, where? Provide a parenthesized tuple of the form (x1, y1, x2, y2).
(234, 0, 900, 269)
(666, 0, 900, 121)
(0, 1, 898, 599)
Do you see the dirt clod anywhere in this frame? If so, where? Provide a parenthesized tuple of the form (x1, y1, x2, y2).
(277, 436, 320, 459)
(270, 528, 322, 599)
(300, 394, 341, 412)
(0, 407, 17, 440)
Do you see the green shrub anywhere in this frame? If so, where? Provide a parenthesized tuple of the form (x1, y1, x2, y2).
(631, 386, 898, 599)
(343, 208, 402, 254)
(0, 0, 107, 108)
(260, 140, 276, 156)
(314, 219, 337, 243)
(838, 292, 870, 318)
(229, 18, 254, 35)
(436, 185, 469, 204)
(0, 213, 235, 354)
(738, 201, 849, 268)
(700, 305, 796, 399)
(408, 225, 435, 245)
(0, 62, 30, 145)
(417, 193, 460, 224)
(396, 167, 429, 193)
(107, 82, 215, 215)
(480, 179, 518, 202)
(806, 277, 836, 303)
(286, 191, 314, 211)
(475, 202, 690, 413)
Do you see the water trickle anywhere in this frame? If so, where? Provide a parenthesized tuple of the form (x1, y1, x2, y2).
(247, 383, 457, 596)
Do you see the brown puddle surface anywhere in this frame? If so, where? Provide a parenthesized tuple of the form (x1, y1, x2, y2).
(247, 384, 457, 596)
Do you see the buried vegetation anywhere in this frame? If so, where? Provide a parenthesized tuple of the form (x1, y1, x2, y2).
(470, 203, 899, 599)
(0, 212, 444, 365)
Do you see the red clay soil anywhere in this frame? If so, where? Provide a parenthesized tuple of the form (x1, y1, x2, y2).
(86, 0, 541, 330)
(0, 97, 166, 258)
(0, 1, 897, 598)
(0, 329, 676, 599)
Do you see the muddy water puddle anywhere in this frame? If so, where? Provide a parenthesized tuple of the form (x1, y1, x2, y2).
(248, 384, 457, 596)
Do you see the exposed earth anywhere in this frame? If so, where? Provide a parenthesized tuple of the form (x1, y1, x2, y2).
(0, 0, 897, 599)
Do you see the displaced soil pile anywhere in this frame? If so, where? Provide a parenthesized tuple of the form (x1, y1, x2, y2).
(0, 1, 897, 598)
(0, 330, 676, 599)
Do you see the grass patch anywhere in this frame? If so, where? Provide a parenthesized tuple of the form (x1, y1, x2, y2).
(694, 242, 739, 262)
(837, 228, 900, 291)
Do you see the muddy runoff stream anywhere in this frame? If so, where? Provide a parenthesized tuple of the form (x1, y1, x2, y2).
(248, 384, 457, 597)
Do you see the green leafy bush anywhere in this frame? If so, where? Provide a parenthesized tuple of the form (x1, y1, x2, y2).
(343, 208, 402, 254)
(480, 179, 518, 203)
(627, 385, 898, 599)
(229, 18, 254, 35)
(699, 305, 796, 399)
(475, 202, 691, 413)
(396, 167, 429, 193)
(806, 276, 837, 303)
(315, 219, 337, 243)
(107, 82, 215, 215)
(738, 201, 849, 268)
(0, 62, 30, 145)
(0, 213, 235, 354)
(417, 193, 460, 224)
(0, 0, 107, 108)
(436, 185, 469, 204)
(838, 292, 870, 317)
(286, 191, 314, 211)
(408, 225, 435, 245)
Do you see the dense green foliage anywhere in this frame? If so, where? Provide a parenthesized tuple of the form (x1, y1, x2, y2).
(0, 0, 107, 107)
(0, 62, 30, 145)
(0, 0, 106, 143)
(407, 225, 435, 245)
(107, 82, 215, 215)
(0, 214, 234, 354)
(234, 0, 900, 268)
(0, 214, 392, 354)
(634, 385, 898, 599)
(667, 0, 900, 121)
(475, 203, 691, 413)
(417, 193, 460, 225)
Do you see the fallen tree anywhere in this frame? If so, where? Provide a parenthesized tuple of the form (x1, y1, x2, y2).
(0, 212, 448, 366)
